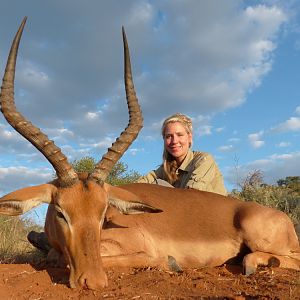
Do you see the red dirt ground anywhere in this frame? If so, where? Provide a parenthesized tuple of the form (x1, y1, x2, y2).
(0, 263, 299, 299)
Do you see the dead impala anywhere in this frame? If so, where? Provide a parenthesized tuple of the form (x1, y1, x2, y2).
(0, 18, 299, 291)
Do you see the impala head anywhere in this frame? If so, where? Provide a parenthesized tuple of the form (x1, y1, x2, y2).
(0, 17, 160, 290)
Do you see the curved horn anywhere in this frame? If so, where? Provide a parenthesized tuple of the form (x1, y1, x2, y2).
(89, 27, 143, 184)
(0, 17, 78, 187)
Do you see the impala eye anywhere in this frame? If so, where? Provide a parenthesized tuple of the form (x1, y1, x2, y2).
(56, 211, 67, 222)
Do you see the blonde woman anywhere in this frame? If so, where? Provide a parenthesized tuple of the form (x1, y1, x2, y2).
(137, 113, 227, 196)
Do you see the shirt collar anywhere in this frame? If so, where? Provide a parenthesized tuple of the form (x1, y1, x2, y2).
(178, 149, 194, 172)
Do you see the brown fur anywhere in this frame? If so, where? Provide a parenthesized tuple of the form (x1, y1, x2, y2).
(103, 184, 300, 271)
(1, 18, 299, 292)
(1, 176, 299, 290)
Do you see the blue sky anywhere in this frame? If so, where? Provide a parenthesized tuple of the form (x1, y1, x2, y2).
(0, 1, 300, 222)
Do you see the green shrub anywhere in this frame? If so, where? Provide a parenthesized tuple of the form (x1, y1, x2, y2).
(72, 156, 97, 173)
(72, 156, 141, 185)
(106, 162, 141, 185)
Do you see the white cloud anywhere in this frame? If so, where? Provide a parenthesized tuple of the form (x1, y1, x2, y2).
(139, 2, 285, 122)
(128, 2, 154, 26)
(0, 166, 52, 195)
(218, 145, 234, 152)
(197, 125, 212, 137)
(271, 117, 300, 132)
(0, 1, 289, 144)
(233, 61, 272, 90)
(260, 151, 300, 183)
(86, 112, 99, 120)
(0, 1, 296, 196)
(248, 131, 265, 149)
(45, 127, 75, 143)
(0, 122, 77, 164)
(295, 106, 300, 115)
(79, 137, 115, 151)
(253, 140, 265, 148)
(276, 141, 290, 147)
(215, 127, 225, 133)
(245, 5, 287, 34)
(143, 135, 157, 142)
(128, 148, 144, 156)
(225, 151, 300, 187)
(228, 137, 240, 143)
(269, 152, 297, 160)
(0, 124, 22, 143)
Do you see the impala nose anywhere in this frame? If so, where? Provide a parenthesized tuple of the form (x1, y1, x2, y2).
(77, 271, 108, 290)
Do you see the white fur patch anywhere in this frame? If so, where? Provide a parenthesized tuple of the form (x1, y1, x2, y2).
(0, 199, 41, 215)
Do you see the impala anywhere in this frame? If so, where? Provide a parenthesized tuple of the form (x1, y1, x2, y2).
(0, 18, 299, 291)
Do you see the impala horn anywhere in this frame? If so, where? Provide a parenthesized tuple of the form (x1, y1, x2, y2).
(88, 27, 143, 184)
(0, 17, 78, 187)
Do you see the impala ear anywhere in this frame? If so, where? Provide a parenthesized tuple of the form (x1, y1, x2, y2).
(105, 183, 162, 215)
(0, 184, 56, 216)
(108, 197, 163, 215)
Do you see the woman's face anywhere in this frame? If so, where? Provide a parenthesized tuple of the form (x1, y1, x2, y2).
(163, 121, 192, 164)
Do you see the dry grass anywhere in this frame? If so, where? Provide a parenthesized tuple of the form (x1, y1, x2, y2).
(0, 215, 45, 264)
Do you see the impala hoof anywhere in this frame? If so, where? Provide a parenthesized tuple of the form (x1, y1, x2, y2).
(27, 231, 51, 253)
(243, 264, 256, 276)
(168, 255, 183, 273)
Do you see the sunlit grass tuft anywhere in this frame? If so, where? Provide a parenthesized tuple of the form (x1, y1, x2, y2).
(0, 215, 45, 264)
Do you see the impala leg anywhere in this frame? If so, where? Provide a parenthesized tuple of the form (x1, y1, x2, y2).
(243, 251, 300, 275)
(243, 251, 279, 275)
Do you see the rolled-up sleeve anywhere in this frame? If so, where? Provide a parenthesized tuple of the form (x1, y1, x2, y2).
(136, 171, 158, 184)
(136, 166, 164, 184)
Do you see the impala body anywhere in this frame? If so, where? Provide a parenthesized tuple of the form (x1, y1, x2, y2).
(0, 18, 300, 291)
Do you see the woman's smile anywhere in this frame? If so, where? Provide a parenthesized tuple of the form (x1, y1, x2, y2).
(164, 122, 192, 165)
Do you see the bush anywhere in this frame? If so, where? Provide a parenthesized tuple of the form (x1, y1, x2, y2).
(231, 171, 300, 224)
(72, 156, 141, 185)
(106, 162, 141, 185)
(72, 156, 97, 173)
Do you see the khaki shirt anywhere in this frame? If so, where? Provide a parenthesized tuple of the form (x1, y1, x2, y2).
(137, 150, 227, 196)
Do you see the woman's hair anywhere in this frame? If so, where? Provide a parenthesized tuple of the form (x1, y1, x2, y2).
(161, 113, 193, 184)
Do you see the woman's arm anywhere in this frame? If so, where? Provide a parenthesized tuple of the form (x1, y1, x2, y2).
(136, 165, 164, 184)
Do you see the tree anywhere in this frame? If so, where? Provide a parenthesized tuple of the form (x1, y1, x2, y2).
(106, 162, 141, 186)
(277, 176, 300, 194)
(72, 156, 97, 173)
(71, 156, 140, 186)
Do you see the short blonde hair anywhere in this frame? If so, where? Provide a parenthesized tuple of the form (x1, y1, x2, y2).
(161, 113, 193, 137)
